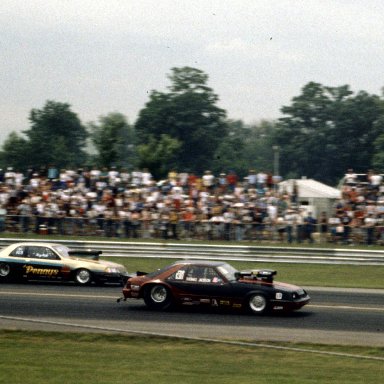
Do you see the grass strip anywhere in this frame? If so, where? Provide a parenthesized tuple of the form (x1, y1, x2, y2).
(0, 330, 383, 384)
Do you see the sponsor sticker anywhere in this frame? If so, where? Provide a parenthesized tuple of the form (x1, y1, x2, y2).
(23, 265, 59, 276)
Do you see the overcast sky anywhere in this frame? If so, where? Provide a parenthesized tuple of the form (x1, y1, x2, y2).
(2, 0, 384, 144)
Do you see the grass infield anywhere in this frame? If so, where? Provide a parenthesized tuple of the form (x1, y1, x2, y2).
(0, 331, 383, 384)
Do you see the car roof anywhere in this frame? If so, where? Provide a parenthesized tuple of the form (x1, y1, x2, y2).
(172, 260, 228, 267)
(7, 242, 64, 248)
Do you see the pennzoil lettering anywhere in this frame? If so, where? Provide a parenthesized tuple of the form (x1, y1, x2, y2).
(23, 265, 59, 276)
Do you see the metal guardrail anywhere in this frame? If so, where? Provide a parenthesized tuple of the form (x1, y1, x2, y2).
(1, 238, 384, 265)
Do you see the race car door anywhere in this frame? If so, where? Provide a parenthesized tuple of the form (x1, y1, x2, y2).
(23, 245, 63, 280)
(167, 265, 232, 306)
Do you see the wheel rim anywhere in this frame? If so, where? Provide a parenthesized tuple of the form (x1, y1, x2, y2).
(249, 294, 267, 312)
(0, 263, 10, 277)
(76, 269, 91, 284)
(151, 286, 167, 303)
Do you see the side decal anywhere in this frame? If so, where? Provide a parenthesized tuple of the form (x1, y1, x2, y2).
(23, 265, 59, 276)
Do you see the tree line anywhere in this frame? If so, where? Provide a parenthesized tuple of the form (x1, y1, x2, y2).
(1, 66, 384, 186)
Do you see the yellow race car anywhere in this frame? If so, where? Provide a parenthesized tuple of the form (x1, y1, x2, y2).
(0, 242, 129, 285)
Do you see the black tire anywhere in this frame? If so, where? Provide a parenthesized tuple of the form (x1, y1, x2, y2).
(0, 263, 11, 282)
(74, 269, 92, 285)
(143, 284, 173, 310)
(247, 293, 268, 315)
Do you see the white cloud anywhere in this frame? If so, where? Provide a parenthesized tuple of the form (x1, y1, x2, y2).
(206, 37, 306, 64)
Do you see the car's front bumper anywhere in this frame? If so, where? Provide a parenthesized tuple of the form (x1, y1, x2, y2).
(271, 295, 310, 311)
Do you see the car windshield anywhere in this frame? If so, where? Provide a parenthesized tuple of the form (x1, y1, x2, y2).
(217, 263, 238, 281)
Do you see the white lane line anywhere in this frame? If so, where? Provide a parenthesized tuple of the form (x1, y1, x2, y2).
(0, 315, 383, 362)
(0, 291, 116, 300)
(308, 304, 384, 312)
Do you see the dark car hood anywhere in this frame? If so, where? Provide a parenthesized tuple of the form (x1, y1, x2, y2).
(239, 278, 302, 292)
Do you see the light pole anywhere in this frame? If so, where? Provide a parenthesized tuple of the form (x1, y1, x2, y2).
(272, 145, 280, 192)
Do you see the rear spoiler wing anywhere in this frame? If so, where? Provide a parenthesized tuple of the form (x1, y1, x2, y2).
(68, 249, 102, 261)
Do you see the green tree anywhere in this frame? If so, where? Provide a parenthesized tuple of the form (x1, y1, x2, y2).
(89, 112, 135, 169)
(372, 116, 384, 171)
(135, 67, 227, 176)
(274, 82, 384, 184)
(137, 134, 182, 179)
(24, 100, 88, 169)
(212, 120, 277, 177)
(0, 132, 29, 171)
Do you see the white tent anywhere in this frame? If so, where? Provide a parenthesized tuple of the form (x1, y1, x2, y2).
(279, 178, 341, 216)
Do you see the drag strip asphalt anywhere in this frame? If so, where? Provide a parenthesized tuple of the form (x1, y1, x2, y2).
(0, 284, 383, 346)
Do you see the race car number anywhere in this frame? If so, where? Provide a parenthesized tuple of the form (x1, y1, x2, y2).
(175, 270, 185, 280)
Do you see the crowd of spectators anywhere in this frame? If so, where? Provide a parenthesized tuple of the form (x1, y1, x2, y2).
(332, 168, 384, 245)
(0, 166, 383, 245)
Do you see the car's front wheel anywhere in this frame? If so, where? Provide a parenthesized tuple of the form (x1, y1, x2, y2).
(143, 284, 173, 310)
(74, 269, 92, 285)
(247, 293, 268, 315)
(0, 263, 11, 281)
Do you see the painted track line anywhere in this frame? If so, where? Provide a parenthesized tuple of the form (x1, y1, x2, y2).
(0, 315, 383, 362)
(308, 304, 384, 312)
(0, 291, 115, 300)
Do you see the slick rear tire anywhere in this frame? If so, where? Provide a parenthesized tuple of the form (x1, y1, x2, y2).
(247, 293, 268, 315)
(143, 284, 173, 310)
(74, 269, 92, 285)
(0, 263, 11, 282)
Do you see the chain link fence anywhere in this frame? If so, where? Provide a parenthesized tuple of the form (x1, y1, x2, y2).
(1, 214, 383, 246)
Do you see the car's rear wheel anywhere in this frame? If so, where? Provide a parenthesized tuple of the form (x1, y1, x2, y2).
(74, 269, 92, 285)
(248, 293, 268, 315)
(0, 263, 11, 281)
(143, 284, 173, 310)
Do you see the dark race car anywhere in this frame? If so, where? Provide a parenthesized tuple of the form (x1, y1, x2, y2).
(120, 260, 310, 314)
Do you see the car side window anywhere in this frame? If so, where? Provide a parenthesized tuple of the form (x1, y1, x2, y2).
(198, 267, 223, 283)
(27, 246, 59, 260)
(167, 265, 223, 284)
(167, 266, 188, 281)
(9, 246, 27, 257)
(186, 266, 223, 283)
(185, 266, 203, 282)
